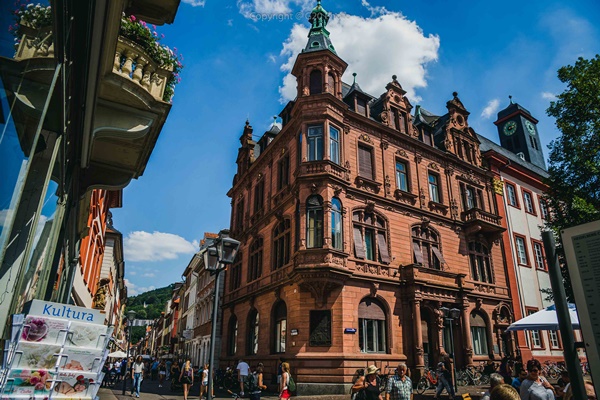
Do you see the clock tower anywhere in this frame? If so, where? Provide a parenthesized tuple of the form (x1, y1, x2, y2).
(493, 97, 546, 170)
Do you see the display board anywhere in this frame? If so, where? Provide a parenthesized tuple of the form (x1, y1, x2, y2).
(562, 220, 600, 397)
(0, 300, 113, 400)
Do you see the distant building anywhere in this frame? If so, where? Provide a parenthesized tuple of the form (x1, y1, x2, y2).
(223, 2, 515, 394)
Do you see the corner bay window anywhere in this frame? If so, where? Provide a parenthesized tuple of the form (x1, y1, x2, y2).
(306, 195, 324, 248)
(470, 312, 489, 355)
(329, 125, 340, 164)
(352, 210, 390, 264)
(412, 225, 445, 270)
(359, 298, 387, 353)
(331, 198, 343, 250)
(307, 125, 323, 161)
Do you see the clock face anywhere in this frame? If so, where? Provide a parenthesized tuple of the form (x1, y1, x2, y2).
(525, 120, 536, 135)
(503, 121, 517, 136)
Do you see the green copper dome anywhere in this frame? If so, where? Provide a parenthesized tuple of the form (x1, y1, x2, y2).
(304, 0, 336, 54)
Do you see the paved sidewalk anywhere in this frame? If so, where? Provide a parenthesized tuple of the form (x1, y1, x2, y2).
(98, 378, 487, 400)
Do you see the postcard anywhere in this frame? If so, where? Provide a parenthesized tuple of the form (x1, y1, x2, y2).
(52, 371, 99, 399)
(65, 322, 108, 349)
(60, 347, 104, 373)
(14, 342, 62, 370)
(5, 369, 55, 396)
(20, 316, 69, 345)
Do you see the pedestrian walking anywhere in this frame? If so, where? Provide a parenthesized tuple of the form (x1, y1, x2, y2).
(351, 365, 382, 400)
(131, 356, 145, 398)
(385, 363, 413, 400)
(248, 364, 267, 400)
(490, 384, 520, 400)
(519, 359, 555, 400)
(279, 362, 293, 400)
(237, 358, 250, 396)
(434, 352, 454, 399)
(511, 370, 528, 391)
(180, 359, 194, 400)
(151, 359, 159, 381)
(171, 361, 181, 386)
(158, 360, 167, 387)
(166, 359, 172, 380)
(482, 373, 505, 400)
(200, 363, 210, 399)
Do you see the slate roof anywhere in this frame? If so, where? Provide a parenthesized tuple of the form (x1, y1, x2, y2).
(497, 101, 534, 120)
(478, 134, 549, 177)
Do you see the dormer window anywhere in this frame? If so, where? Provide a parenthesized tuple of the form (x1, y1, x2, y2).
(356, 98, 367, 117)
(310, 70, 322, 95)
(391, 107, 405, 133)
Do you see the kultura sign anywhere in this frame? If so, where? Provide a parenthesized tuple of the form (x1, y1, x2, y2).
(24, 300, 104, 325)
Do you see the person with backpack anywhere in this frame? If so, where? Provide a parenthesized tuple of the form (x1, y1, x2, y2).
(279, 362, 295, 400)
(179, 359, 194, 400)
(246, 365, 267, 400)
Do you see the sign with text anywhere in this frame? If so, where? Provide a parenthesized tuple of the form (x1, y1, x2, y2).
(25, 300, 104, 325)
(562, 219, 600, 397)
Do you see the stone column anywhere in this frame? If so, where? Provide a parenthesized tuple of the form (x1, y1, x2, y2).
(413, 299, 425, 369)
(461, 298, 474, 366)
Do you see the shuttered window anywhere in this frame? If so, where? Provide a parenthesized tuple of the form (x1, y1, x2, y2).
(412, 225, 443, 270)
(377, 232, 390, 264)
(353, 211, 389, 264)
(358, 145, 374, 180)
(353, 227, 366, 259)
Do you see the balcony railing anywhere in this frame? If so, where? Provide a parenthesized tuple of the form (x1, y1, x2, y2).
(460, 207, 504, 235)
(14, 21, 174, 102)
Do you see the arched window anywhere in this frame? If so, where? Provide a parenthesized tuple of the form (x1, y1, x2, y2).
(273, 301, 287, 353)
(470, 312, 489, 355)
(248, 238, 263, 282)
(327, 72, 335, 94)
(469, 241, 493, 283)
(331, 198, 343, 250)
(358, 297, 387, 353)
(247, 310, 259, 355)
(228, 315, 238, 356)
(306, 195, 323, 248)
(273, 220, 291, 270)
(352, 210, 390, 263)
(412, 225, 445, 270)
(310, 69, 322, 95)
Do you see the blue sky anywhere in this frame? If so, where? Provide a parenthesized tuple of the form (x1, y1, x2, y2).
(6, 1, 598, 295)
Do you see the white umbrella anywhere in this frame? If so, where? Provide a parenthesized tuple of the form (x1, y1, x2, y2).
(108, 350, 128, 358)
(507, 303, 580, 331)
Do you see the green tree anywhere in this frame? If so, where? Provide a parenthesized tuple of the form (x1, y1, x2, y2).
(543, 55, 600, 302)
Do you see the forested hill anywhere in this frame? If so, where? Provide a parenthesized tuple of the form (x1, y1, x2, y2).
(127, 284, 174, 320)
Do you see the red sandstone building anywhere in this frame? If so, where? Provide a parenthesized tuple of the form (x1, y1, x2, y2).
(223, 3, 517, 393)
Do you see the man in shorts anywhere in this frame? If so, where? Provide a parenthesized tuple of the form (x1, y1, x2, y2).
(237, 359, 250, 396)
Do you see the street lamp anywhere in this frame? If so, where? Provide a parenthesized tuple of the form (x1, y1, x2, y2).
(439, 306, 460, 392)
(122, 310, 136, 395)
(205, 229, 240, 400)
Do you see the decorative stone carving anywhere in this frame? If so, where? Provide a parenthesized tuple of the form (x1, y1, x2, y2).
(396, 149, 408, 158)
(343, 125, 350, 135)
(332, 185, 343, 196)
(492, 178, 504, 195)
(428, 162, 439, 171)
(419, 188, 426, 208)
(381, 140, 389, 150)
(370, 283, 379, 296)
(450, 199, 459, 219)
(92, 278, 110, 310)
(460, 170, 481, 185)
(384, 175, 391, 195)
(359, 134, 373, 144)
(415, 154, 422, 164)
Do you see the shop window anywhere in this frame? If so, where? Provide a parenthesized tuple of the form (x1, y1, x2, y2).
(273, 220, 290, 270)
(469, 241, 493, 283)
(358, 298, 387, 353)
(352, 210, 390, 264)
(470, 312, 489, 355)
(308, 125, 324, 161)
(412, 225, 444, 270)
(331, 198, 343, 250)
(306, 195, 324, 248)
(273, 301, 287, 353)
(247, 310, 259, 355)
(309, 310, 331, 346)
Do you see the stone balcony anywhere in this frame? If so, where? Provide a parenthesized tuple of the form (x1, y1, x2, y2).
(460, 207, 505, 235)
(15, 22, 174, 103)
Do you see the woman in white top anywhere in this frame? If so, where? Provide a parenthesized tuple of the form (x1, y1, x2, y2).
(200, 363, 210, 399)
(279, 362, 291, 400)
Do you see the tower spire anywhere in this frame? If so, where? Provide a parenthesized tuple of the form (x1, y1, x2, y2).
(304, 0, 336, 54)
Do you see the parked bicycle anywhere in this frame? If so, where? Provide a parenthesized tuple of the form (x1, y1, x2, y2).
(456, 366, 483, 386)
(416, 368, 438, 394)
(215, 368, 238, 392)
(541, 361, 564, 380)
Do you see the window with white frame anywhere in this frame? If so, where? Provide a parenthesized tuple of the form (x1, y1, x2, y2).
(528, 309, 542, 348)
(539, 198, 549, 220)
(533, 242, 545, 270)
(515, 236, 528, 265)
(329, 125, 340, 164)
(428, 173, 441, 203)
(395, 160, 408, 192)
(506, 183, 518, 207)
(549, 330, 560, 348)
(523, 191, 535, 214)
(358, 298, 387, 353)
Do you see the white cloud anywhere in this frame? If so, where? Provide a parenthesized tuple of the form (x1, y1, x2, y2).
(278, 9, 440, 103)
(481, 99, 500, 119)
(124, 279, 156, 297)
(541, 91, 557, 101)
(142, 272, 156, 278)
(182, 0, 206, 6)
(124, 231, 198, 262)
(227, 19, 234, 26)
(129, 271, 137, 276)
(237, 0, 312, 20)
(268, 54, 277, 63)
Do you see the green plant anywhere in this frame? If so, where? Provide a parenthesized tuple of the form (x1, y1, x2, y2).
(9, 2, 52, 46)
(119, 14, 183, 102)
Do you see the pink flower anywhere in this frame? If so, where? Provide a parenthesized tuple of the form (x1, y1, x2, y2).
(130, 15, 136, 21)
(35, 383, 45, 390)
(152, 24, 156, 30)
(30, 376, 40, 385)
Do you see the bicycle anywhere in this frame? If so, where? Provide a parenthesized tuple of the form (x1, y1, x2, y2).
(416, 368, 438, 394)
(216, 368, 238, 391)
(456, 366, 483, 386)
(227, 390, 241, 400)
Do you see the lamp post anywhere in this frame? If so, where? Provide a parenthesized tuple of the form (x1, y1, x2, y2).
(439, 306, 460, 392)
(122, 310, 137, 395)
(205, 229, 240, 400)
